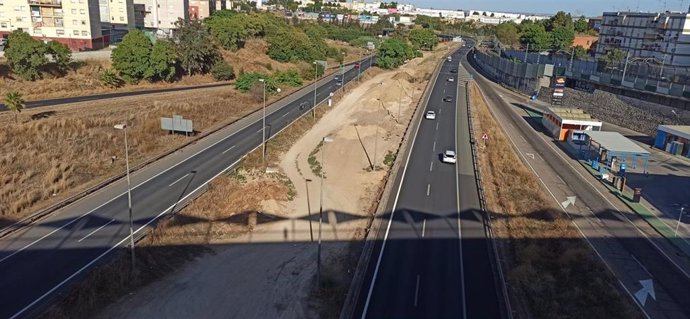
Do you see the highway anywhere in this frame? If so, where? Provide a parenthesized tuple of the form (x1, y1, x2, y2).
(355, 43, 503, 319)
(465, 46, 690, 318)
(0, 57, 372, 318)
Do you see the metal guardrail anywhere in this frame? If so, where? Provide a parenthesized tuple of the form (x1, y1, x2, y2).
(0, 57, 373, 239)
(461, 40, 514, 319)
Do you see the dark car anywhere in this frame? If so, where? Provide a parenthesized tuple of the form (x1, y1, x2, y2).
(443, 96, 453, 102)
(299, 101, 309, 110)
(450, 69, 458, 73)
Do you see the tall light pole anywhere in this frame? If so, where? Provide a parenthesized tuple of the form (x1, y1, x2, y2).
(114, 123, 135, 272)
(676, 207, 686, 237)
(569, 46, 575, 71)
(660, 52, 668, 79)
(397, 79, 403, 119)
(313, 61, 318, 121)
(523, 42, 529, 63)
(317, 136, 334, 287)
(259, 78, 267, 164)
(622, 51, 632, 83)
(372, 82, 383, 171)
(305, 178, 313, 242)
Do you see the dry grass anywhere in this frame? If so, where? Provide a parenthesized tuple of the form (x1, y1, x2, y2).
(0, 38, 371, 223)
(0, 39, 369, 101)
(468, 82, 641, 319)
(38, 66, 379, 319)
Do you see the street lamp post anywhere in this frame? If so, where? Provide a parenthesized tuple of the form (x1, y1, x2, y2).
(317, 136, 334, 287)
(622, 51, 632, 83)
(397, 79, 403, 119)
(259, 79, 267, 164)
(305, 178, 313, 242)
(676, 207, 686, 237)
(313, 61, 318, 121)
(114, 123, 135, 272)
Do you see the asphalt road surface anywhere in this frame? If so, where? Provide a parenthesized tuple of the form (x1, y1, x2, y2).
(0, 60, 366, 112)
(466, 46, 690, 318)
(354, 44, 503, 319)
(0, 58, 372, 319)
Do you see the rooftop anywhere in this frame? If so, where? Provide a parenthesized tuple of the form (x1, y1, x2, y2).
(585, 131, 650, 155)
(547, 107, 601, 123)
(658, 125, 690, 139)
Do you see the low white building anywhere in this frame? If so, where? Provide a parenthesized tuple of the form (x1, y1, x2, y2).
(412, 8, 465, 20)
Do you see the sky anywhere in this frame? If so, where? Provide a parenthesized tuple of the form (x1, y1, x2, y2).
(406, 0, 688, 17)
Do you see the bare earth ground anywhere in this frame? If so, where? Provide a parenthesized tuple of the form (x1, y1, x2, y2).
(93, 44, 452, 319)
(0, 40, 366, 221)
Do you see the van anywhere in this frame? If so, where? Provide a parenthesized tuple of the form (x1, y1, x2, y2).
(447, 56, 452, 62)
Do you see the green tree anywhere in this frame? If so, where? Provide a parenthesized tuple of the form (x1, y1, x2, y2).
(574, 16, 589, 33)
(111, 30, 152, 83)
(302, 63, 325, 80)
(4, 30, 48, 81)
(99, 68, 123, 87)
(376, 38, 415, 69)
(573, 45, 589, 59)
(519, 22, 550, 51)
(550, 26, 575, 51)
(211, 62, 235, 81)
(4, 90, 25, 124)
(599, 48, 626, 69)
(146, 40, 177, 82)
(46, 41, 72, 74)
(173, 18, 220, 76)
(548, 11, 573, 31)
(495, 21, 520, 47)
(409, 28, 438, 51)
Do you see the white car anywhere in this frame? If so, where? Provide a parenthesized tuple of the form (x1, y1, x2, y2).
(447, 57, 452, 62)
(425, 110, 436, 120)
(447, 77, 454, 82)
(442, 150, 457, 164)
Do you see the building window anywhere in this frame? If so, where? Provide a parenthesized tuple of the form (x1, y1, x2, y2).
(56, 29, 64, 35)
(0, 22, 6, 28)
(119, 16, 123, 21)
(81, 20, 85, 25)
(79, 9, 85, 14)
(73, 29, 78, 35)
(81, 30, 87, 36)
(72, 19, 77, 25)
(71, 8, 76, 14)
(119, 8, 123, 12)
(15, 16, 22, 22)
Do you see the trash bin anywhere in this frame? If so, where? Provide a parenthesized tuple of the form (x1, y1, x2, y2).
(632, 188, 642, 203)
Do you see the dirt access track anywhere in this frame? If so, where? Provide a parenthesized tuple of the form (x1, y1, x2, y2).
(95, 44, 456, 319)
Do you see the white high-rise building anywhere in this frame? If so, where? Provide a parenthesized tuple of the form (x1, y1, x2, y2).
(597, 11, 690, 66)
(0, 0, 106, 50)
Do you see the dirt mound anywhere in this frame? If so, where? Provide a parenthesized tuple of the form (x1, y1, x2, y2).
(392, 71, 414, 82)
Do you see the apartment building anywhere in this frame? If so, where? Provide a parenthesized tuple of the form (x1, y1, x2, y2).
(596, 11, 690, 66)
(135, 0, 187, 37)
(0, 0, 106, 50)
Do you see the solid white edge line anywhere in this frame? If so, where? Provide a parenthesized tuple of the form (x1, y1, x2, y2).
(0, 61, 362, 265)
(472, 81, 652, 319)
(10, 61, 370, 319)
(76, 218, 115, 243)
(360, 54, 444, 319)
(455, 62, 468, 319)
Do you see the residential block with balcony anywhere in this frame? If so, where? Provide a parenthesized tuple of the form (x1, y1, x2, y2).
(596, 10, 690, 66)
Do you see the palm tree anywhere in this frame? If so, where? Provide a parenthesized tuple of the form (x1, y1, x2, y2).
(4, 90, 25, 124)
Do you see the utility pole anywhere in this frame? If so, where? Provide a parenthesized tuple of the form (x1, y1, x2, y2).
(524, 42, 529, 63)
(313, 62, 318, 121)
(305, 178, 313, 242)
(397, 79, 403, 119)
(660, 52, 667, 79)
(114, 123, 135, 273)
(676, 207, 685, 237)
(569, 46, 575, 71)
(259, 79, 267, 164)
(317, 136, 333, 287)
(622, 51, 631, 83)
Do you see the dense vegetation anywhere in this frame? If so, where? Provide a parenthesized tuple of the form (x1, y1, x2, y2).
(3, 30, 72, 80)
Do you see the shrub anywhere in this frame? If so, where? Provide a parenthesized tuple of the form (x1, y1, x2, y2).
(100, 68, 124, 88)
(274, 68, 302, 87)
(211, 62, 235, 81)
(4, 30, 48, 81)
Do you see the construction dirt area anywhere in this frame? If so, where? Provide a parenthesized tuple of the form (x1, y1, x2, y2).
(69, 44, 457, 319)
